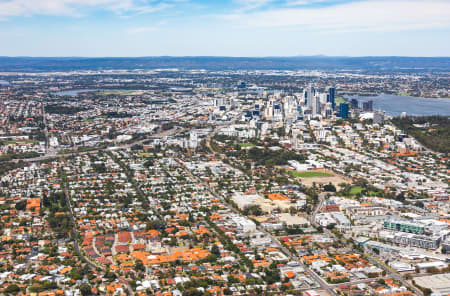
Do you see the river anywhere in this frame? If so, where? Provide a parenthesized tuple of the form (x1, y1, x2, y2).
(344, 94, 450, 116)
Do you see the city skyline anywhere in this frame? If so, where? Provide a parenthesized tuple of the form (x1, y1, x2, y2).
(0, 0, 449, 57)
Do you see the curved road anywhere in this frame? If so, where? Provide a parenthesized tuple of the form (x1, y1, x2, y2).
(61, 167, 136, 295)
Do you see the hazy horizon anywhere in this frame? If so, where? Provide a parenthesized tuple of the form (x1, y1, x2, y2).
(1, 55, 450, 58)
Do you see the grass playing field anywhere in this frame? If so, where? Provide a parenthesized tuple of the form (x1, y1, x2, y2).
(239, 143, 256, 148)
(349, 186, 364, 195)
(289, 171, 334, 178)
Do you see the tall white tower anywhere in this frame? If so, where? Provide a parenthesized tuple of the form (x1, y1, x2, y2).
(307, 84, 315, 109)
(312, 94, 321, 116)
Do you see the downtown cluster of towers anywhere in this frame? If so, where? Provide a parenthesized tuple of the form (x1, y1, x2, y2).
(263, 85, 349, 121)
(302, 84, 337, 118)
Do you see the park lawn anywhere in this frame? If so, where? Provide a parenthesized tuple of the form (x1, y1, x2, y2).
(239, 143, 256, 148)
(349, 186, 364, 195)
(290, 171, 334, 178)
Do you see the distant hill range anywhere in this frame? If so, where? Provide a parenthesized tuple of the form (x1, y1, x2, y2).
(0, 56, 449, 73)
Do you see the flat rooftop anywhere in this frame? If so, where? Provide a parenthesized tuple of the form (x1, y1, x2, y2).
(414, 273, 450, 295)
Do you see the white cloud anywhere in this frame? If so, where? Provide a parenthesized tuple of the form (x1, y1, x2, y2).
(127, 26, 158, 34)
(234, 0, 275, 12)
(224, 0, 450, 32)
(0, 0, 74, 18)
(0, 0, 173, 19)
(285, 0, 332, 6)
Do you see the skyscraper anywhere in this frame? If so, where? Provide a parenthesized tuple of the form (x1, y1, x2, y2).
(312, 94, 321, 116)
(306, 84, 315, 108)
(340, 103, 349, 119)
(325, 102, 333, 118)
(363, 100, 373, 111)
(328, 87, 335, 110)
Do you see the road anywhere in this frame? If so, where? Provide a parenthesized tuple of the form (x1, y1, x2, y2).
(311, 192, 327, 226)
(313, 194, 424, 296)
(42, 103, 49, 154)
(363, 254, 423, 296)
(11, 127, 182, 163)
(203, 121, 422, 296)
(60, 171, 136, 296)
(179, 120, 339, 296)
(62, 180, 96, 269)
(46, 118, 420, 295)
(33, 127, 183, 295)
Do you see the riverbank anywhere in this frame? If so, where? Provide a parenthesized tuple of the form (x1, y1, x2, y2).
(344, 94, 450, 116)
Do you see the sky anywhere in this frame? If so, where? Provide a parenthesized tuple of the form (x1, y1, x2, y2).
(0, 0, 449, 57)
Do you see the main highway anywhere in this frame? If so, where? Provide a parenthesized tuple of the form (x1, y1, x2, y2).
(10, 127, 182, 163)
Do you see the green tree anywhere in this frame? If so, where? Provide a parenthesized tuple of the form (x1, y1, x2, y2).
(4, 284, 20, 294)
(15, 200, 27, 211)
(323, 183, 336, 192)
(78, 283, 92, 296)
